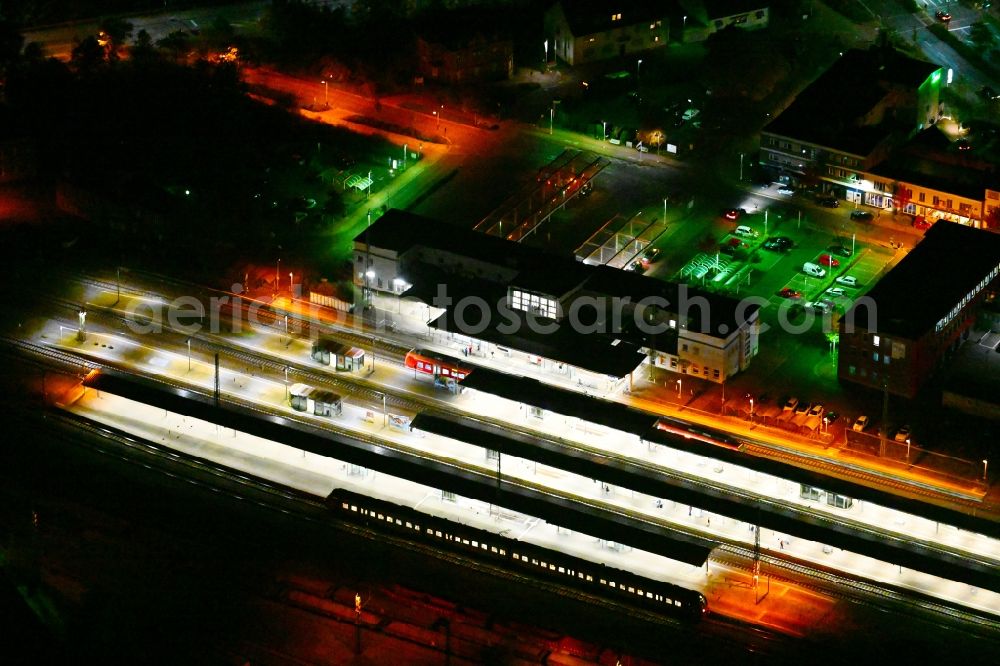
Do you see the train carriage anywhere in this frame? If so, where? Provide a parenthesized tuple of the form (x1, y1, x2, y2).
(327, 488, 707, 621)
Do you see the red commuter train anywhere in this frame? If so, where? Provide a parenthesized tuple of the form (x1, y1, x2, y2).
(654, 417, 743, 451)
(404, 349, 472, 382)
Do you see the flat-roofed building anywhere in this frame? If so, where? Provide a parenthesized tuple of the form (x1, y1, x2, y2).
(838, 222, 1000, 398)
(353, 209, 759, 387)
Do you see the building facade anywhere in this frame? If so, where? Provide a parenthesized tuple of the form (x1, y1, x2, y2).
(838, 222, 1000, 398)
(416, 34, 514, 83)
(544, 0, 670, 66)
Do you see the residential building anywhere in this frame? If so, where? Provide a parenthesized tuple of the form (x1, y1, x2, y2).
(415, 32, 513, 84)
(544, 0, 670, 66)
(838, 222, 1000, 398)
(677, 0, 769, 41)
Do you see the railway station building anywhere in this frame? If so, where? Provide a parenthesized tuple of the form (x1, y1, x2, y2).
(353, 209, 759, 388)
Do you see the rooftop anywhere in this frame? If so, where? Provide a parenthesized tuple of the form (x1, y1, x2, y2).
(403, 262, 647, 378)
(845, 222, 1000, 339)
(762, 47, 940, 156)
(870, 126, 1000, 200)
(360, 209, 756, 340)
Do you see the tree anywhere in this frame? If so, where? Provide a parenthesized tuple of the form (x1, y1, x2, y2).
(157, 30, 192, 63)
(0, 19, 24, 66)
(71, 35, 106, 72)
(99, 17, 134, 60)
(984, 206, 1000, 230)
(971, 22, 993, 48)
(893, 182, 911, 214)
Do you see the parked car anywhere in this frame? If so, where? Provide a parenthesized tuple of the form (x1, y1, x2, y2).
(805, 301, 832, 314)
(912, 216, 931, 230)
(808, 403, 825, 417)
(734, 225, 758, 238)
(794, 401, 810, 415)
(642, 247, 661, 264)
(827, 244, 853, 257)
(783, 396, 799, 412)
(779, 287, 803, 299)
(630, 261, 646, 273)
(824, 411, 840, 425)
(818, 197, 840, 208)
(836, 275, 859, 287)
(763, 236, 793, 251)
(803, 262, 827, 277)
(825, 287, 847, 297)
(723, 208, 744, 221)
(852, 415, 870, 432)
(935, 10, 952, 22)
(817, 253, 841, 268)
(777, 186, 795, 195)
(850, 210, 873, 221)
(894, 424, 912, 442)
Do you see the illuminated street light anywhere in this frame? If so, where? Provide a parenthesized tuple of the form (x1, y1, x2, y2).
(906, 438, 911, 462)
(739, 152, 744, 181)
(602, 119, 607, 141)
(77, 309, 87, 342)
(289, 271, 294, 292)
(320, 80, 328, 107)
(402, 143, 407, 169)
(637, 59, 643, 94)
(984, 459, 989, 482)
(275, 258, 281, 298)
(683, 15, 687, 30)
(676, 378, 682, 399)
(186, 338, 191, 372)
(663, 197, 667, 223)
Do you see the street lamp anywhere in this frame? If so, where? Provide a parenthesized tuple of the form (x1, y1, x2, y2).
(636, 59, 643, 94)
(367, 170, 372, 200)
(186, 338, 191, 371)
(905, 438, 911, 462)
(288, 271, 294, 293)
(433, 110, 439, 129)
(663, 197, 667, 223)
(683, 15, 687, 30)
(602, 119, 607, 141)
(676, 378, 682, 399)
(852, 232, 856, 257)
(984, 459, 989, 482)
(320, 80, 328, 107)
(402, 143, 407, 169)
(275, 258, 281, 298)
(739, 152, 744, 181)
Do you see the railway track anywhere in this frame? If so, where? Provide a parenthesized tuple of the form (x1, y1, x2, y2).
(713, 544, 1000, 633)
(29, 288, 1000, 577)
(68, 269, 995, 516)
(10, 338, 1000, 639)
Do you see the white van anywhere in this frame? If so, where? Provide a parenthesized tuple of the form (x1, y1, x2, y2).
(802, 262, 827, 277)
(734, 225, 757, 238)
